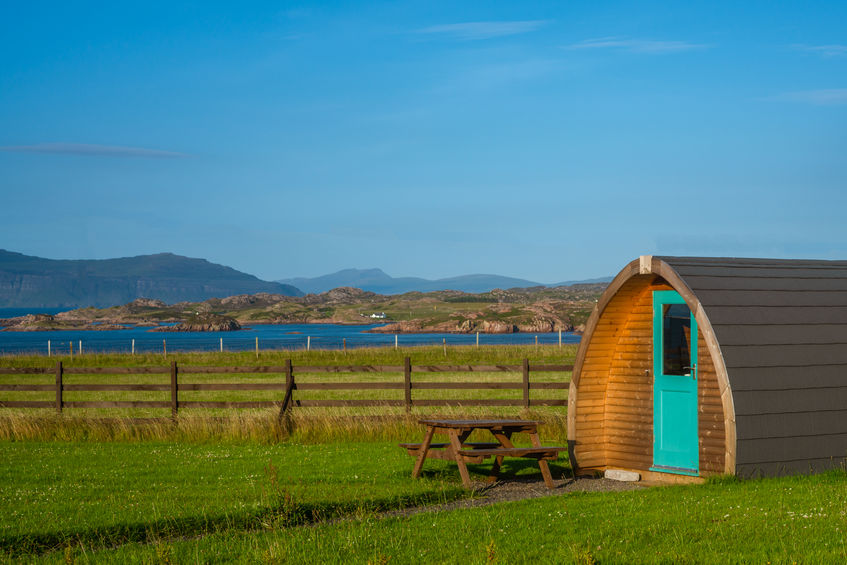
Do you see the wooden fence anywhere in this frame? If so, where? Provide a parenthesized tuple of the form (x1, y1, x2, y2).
(0, 358, 572, 416)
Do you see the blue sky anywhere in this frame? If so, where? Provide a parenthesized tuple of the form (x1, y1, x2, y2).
(1, 1, 846, 283)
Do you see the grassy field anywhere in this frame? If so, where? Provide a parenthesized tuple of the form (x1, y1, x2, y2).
(4, 344, 846, 563)
(3, 440, 847, 563)
(87, 470, 845, 564)
(0, 441, 480, 558)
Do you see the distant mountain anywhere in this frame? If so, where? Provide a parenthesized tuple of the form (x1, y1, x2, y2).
(551, 276, 614, 286)
(278, 268, 610, 295)
(0, 250, 302, 308)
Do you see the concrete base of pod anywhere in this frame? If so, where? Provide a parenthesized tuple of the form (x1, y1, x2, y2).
(605, 469, 640, 482)
(583, 467, 707, 485)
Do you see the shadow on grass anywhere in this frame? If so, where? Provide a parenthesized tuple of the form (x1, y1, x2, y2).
(0, 488, 467, 558)
(418, 458, 571, 483)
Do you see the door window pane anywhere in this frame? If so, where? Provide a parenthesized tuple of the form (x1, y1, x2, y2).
(663, 303, 691, 375)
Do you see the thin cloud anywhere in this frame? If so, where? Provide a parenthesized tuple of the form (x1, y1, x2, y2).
(774, 89, 847, 105)
(417, 20, 548, 41)
(792, 44, 847, 58)
(0, 143, 189, 158)
(564, 37, 707, 54)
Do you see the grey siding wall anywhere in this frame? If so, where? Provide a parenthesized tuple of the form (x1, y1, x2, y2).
(660, 257, 847, 477)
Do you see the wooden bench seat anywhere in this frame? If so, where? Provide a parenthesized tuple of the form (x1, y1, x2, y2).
(455, 446, 566, 460)
(399, 442, 502, 461)
(398, 442, 500, 450)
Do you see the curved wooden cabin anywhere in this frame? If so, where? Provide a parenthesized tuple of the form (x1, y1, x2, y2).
(569, 256, 847, 479)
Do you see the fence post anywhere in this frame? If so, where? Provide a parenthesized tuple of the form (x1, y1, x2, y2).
(280, 358, 294, 416)
(522, 358, 530, 408)
(404, 356, 412, 412)
(170, 361, 178, 418)
(55, 361, 63, 413)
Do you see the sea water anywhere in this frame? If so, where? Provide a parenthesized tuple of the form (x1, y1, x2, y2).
(0, 309, 580, 355)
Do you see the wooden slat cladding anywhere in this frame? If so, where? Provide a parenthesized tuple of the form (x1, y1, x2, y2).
(696, 290, 847, 308)
(706, 306, 847, 326)
(603, 279, 658, 471)
(697, 331, 726, 474)
(573, 275, 655, 468)
(573, 267, 728, 478)
(710, 324, 847, 347)
(680, 275, 847, 291)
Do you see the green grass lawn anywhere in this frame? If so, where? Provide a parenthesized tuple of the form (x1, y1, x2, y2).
(37, 470, 847, 564)
(4, 437, 847, 563)
(0, 441, 476, 558)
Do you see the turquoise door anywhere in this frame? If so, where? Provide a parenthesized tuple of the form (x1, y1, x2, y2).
(651, 290, 699, 475)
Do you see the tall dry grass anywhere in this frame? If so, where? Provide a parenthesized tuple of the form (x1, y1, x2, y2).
(0, 407, 568, 444)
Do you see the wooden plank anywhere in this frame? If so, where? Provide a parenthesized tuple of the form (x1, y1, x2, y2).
(179, 401, 280, 408)
(606, 456, 652, 468)
(295, 382, 404, 390)
(0, 401, 54, 408)
(297, 365, 404, 373)
(606, 398, 651, 408)
(179, 383, 286, 391)
(723, 344, 847, 368)
(63, 384, 171, 391)
(412, 399, 524, 407)
(170, 361, 178, 417)
(280, 359, 294, 415)
(529, 364, 574, 371)
(404, 356, 412, 412)
(63, 401, 171, 408)
(707, 306, 847, 326)
(412, 382, 523, 390)
(180, 366, 289, 373)
(63, 367, 169, 374)
(684, 275, 847, 292)
(412, 365, 521, 372)
(0, 384, 55, 391)
(713, 324, 847, 347)
(697, 289, 847, 307)
(296, 399, 405, 407)
(0, 367, 51, 374)
(55, 361, 62, 413)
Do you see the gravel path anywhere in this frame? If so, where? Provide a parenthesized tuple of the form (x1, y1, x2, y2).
(384, 476, 644, 518)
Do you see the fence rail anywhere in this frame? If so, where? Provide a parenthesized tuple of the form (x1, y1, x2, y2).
(0, 358, 572, 415)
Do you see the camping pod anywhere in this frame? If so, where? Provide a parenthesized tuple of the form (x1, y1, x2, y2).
(568, 256, 847, 479)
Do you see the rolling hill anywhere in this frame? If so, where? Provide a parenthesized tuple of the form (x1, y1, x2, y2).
(0, 250, 302, 308)
(279, 268, 611, 295)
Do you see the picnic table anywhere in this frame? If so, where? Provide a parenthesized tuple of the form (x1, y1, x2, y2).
(399, 419, 566, 489)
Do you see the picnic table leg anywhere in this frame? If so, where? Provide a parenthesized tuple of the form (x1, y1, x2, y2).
(411, 426, 436, 479)
(530, 430, 556, 489)
(448, 429, 473, 488)
(487, 431, 514, 483)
